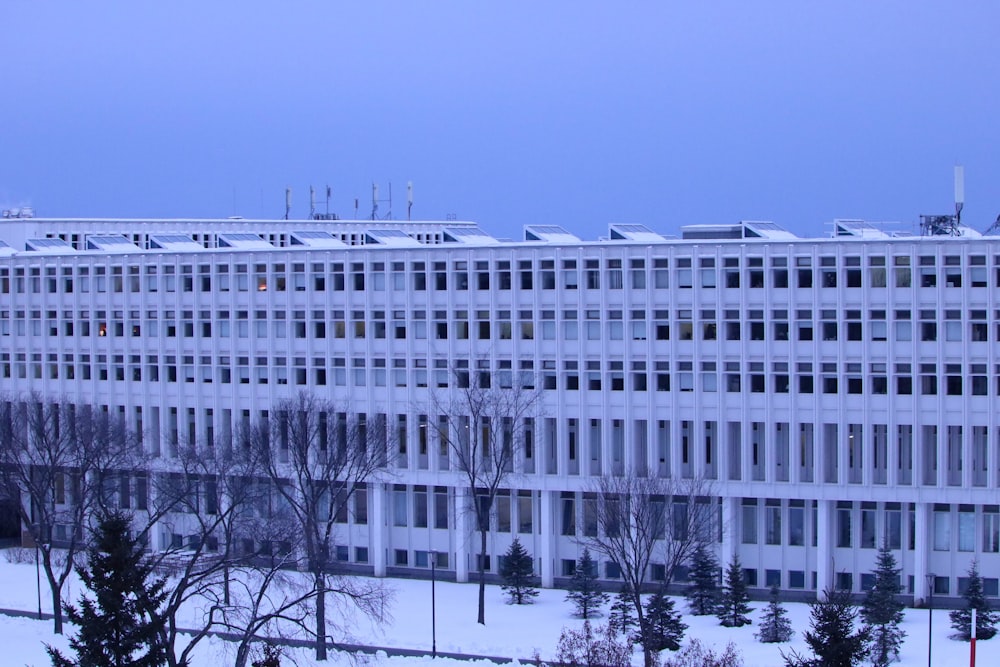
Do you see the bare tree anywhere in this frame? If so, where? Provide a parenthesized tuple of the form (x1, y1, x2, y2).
(251, 392, 390, 661)
(585, 474, 717, 667)
(0, 394, 138, 634)
(430, 367, 542, 625)
(139, 434, 305, 667)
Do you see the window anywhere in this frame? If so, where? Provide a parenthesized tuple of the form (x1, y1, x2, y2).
(765, 504, 781, 545)
(741, 501, 757, 544)
(959, 508, 975, 552)
(933, 508, 950, 551)
(985, 509, 1000, 552)
(393, 487, 408, 527)
(837, 505, 852, 548)
(789, 505, 805, 546)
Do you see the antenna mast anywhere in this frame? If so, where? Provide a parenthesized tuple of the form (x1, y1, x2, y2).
(919, 166, 963, 237)
(284, 187, 292, 220)
(370, 182, 393, 220)
(407, 181, 413, 221)
(954, 165, 964, 226)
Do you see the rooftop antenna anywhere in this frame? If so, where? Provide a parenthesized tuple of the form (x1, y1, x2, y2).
(407, 181, 413, 221)
(284, 187, 291, 220)
(919, 166, 962, 237)
(354, 197, 359, 219)
(309, 186, 316, 219)
(954, 165, 964, 226)
(325, 185, 331, 216)
(371, 183, 379, 220)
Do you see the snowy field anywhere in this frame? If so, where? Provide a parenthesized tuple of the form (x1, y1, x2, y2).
(0, 555, 985, 667)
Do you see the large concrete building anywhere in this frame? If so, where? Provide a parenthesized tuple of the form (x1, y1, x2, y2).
(1, 210, 998, 604)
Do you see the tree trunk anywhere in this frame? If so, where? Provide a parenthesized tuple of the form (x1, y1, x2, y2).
(477, 527, 487, 625)
(633, 593, 651, 667)
(234, 639, 250, 667)
(50, 584, 63, 634)
(224, 564, 231, 606)
(316, 571, 327, 661)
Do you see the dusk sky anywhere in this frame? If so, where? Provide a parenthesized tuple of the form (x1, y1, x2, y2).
(2, 2, 998, 241)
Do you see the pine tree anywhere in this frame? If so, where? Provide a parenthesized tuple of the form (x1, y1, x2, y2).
(47, 510, 167, 667)
(642, 588, 687, 652)
(861, 544, 906, 666)
(499, 537, 539, 605)
(567, 548, 610, 619)
(686, 544, 719, 615)
(716, 555, 752, 627)
(756, 585, 794, 643)
(950, 560, 999, 641)
(608, 582, 638, 639)
(783, 587, 869, 667)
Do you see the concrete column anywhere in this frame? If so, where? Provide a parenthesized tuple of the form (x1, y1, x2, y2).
(370, 482, 386, 577)
(539, 490, 554, 588)
(455, 487, 469, 583)
(913, 501, 930, 606)
(815, 499, 833, 598)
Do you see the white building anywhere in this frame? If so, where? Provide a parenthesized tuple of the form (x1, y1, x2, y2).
(1, 212, 998, 604)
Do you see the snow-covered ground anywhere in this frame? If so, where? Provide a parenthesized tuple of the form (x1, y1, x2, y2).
(0, 553, 982, 667)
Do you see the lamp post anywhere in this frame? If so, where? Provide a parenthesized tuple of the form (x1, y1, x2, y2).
(926, 573, 935, 667)
(35, 541, 41, 620)
(430, 550, 438, 658)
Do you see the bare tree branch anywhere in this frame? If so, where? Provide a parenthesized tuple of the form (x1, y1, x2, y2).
(249, 392, 392, 662)
(426, 366, 542, 625)
(0, 393, 139, 635)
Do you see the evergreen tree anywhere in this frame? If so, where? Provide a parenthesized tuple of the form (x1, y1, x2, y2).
(861, 544, 906, 666)
(756, 585, 794, 644)
(499, 537, 539, 605)
(47, 511, 167, 667)
(716, 555, 752, 628)
(567, 548, 610, 619)
(642, 588, 687, 652)
(783, 587, 869, 667)
(608, 582, 638, 639)
(950, 560, 999, 641)
(686, 544, 720, 615)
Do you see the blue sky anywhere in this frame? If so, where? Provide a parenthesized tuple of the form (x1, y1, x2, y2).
(2, 2, 998, 240)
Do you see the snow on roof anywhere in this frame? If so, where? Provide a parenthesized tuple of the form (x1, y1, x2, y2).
(289, 230, 348, 248)
(86, 235, 140, 252)
(217, 233, 273, 249)
(524, 225, 581, 243)
(149, 234, 204, 251)
(608, 223, 666, 242)
(25, 237, 76, 253)
(365, 229, 422, 246)
(442, 226, 499, 245)
(741, 220, 797, 240)
(834, 219, 891, 239)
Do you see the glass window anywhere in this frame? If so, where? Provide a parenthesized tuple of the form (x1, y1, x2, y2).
(933, 510, 951, 551)
(741, 504, 757, 544)
(789, 506, 805, 546)
(985, 511, 1000, 552)
(837, 508, 852, 548)
(959, 511, 975, 552)
(765, 506, 781, 545)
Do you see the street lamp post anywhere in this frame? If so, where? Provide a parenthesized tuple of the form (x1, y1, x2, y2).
(430, 550, 437, 658)
(926, 573, 935, 667)
(35, 541, 41, 620)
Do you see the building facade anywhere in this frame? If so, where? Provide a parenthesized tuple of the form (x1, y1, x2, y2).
(1, 213, 998, 604)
